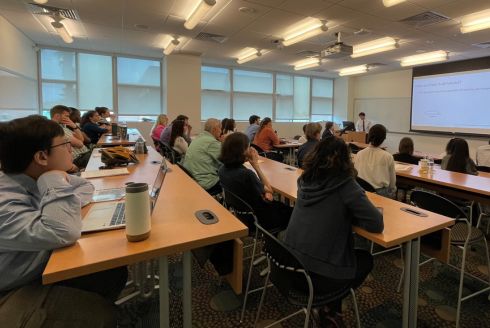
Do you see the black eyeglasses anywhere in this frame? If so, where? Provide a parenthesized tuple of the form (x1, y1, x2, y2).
(49, 140, 72, 150)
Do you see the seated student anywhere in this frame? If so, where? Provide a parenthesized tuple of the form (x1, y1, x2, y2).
(151, 114, 168, 142)
(69, 107, 91, 145)
(160, 115, 192, 145)
(354, 124, 396, 198)
(284, 137, 383, 326)
(476, 140, 490, 168)
(297, 122, 322, 168)
(221, 118, 236, 140)
(50, 105, 91, 169)
(219, 132, 292, 231)
(169, 119, 188, 157)
(253, 117, 283, 162)
(321, 121, 335, 140)
(441, 138, 478, 175)
(0, 115, 127, 327)
(245, 115, 260, 142)
(298, 124, 307, 144)
(183, 118, 222, 195)
(393, 137, 419, 165)
(95, 107, 112, 127)
(81, 110, 109, 144)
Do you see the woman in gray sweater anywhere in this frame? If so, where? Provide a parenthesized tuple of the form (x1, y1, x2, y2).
(284, 137, 384, 326)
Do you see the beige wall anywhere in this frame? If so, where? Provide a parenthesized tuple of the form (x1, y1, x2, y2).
(348, 69, 488, 157)
(0, 16, 37, 79)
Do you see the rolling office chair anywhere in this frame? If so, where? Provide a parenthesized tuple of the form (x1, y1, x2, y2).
(253, 221, 360, 328)
(406, 191, 490, 328)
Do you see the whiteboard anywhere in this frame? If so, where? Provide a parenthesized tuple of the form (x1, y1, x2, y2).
(354, 97, 411, 133)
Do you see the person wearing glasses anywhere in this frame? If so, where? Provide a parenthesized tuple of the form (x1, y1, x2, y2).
(0, 115, 127, 326)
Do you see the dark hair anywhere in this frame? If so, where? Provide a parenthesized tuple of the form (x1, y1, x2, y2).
(398, 137, 414, 155)
(445, 138, 456, 155)
(325, 121, 333, 130)
(367, 124, 387, 147)
(223, 118, 235, 134)
(302, 124, 307, 133)
(257, 117, 272, 134)
(95, 107, 109, 116)
(50, 104, 70, 118)
(249, 115, 260, 125)
(175, 115, 189, 122)
(219, 132, 249, 168)
(221, 118, 229, 134)
(0, 115, 64, 173)
(446, 138, 471, 173)
(169, 119, 185, 147)
(69, 107, 81, 123)
(301, 137, 355, 183)
(81, 110, 97, 127)
(359, 112, 366, 117)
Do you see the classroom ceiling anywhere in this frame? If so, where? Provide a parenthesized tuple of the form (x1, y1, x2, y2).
(1, 0, 489, 78)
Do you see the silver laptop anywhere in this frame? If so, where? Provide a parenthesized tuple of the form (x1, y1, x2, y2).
(82, 161, 167, 233)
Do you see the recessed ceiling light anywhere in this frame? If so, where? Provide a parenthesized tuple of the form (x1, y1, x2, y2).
(239, 7, 257, 14)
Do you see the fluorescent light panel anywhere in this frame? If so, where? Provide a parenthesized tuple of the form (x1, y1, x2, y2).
(382, 0, 406, 7)
(163, 38, 180, 55)
(236, 48, 261, 64)
(293, 58, 320, 71)
(338, 65, 369, 76)
(51, 21, 73, 43)
(282, 19, 327, 46)
(351, 37, 398, 58)
(184, 0, 216, 30)
(460, 8, 490, 33)
(400, 50, 448, 67)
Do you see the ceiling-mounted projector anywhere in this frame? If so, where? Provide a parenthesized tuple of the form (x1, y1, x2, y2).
(320, 32, 352, 58)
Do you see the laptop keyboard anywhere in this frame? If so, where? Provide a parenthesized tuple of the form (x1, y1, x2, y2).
(110, 203, 126, 226)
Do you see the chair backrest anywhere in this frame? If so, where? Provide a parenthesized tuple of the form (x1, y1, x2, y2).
(222, 187, 257, 231)
(410, 190, 467, 222)
(255, 222, 310, 297)
(477, 165, 490, 173)
(356, 177, 376, 192)
(158, 141, 180, 164)
(250, 143, 266, 156)
(349, 143, 361, 154)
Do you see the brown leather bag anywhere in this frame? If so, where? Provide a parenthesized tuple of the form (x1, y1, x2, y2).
(100, 146, 139, 167)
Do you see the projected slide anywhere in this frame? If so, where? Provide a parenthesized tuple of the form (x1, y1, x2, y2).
(411, 68, 490, 135)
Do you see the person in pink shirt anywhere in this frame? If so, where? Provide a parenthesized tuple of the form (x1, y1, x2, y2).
(151, 114, 168, 142)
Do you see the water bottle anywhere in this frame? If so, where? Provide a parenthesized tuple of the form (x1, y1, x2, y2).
(134, 137, 145, 154)
(428, 156, 434, 172)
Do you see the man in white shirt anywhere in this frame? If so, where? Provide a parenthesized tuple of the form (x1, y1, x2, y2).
(355, 112, 372, 133)
(476, 141, 490, 167)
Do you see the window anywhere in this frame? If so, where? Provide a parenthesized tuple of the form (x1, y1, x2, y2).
(311, 78, 334, 122)
(201, 66, 230, 120)
(233, 70, 273, 120)
(201, 65, 333, 122)
(41, 49, 76, 116)
(0, 70, 38, 121)
(276, 75, 310, 122)
(78, 53, 113, 110)
(117, 57, 161, 121)
(39, 49, 163, 121)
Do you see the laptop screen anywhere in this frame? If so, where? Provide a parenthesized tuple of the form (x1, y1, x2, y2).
(150, 160, 167, 211)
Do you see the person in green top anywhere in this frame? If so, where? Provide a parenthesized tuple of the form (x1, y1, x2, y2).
(183, 118, 222, 195)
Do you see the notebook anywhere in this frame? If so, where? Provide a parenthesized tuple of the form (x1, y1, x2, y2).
(81, 168, 130, 179)
(82, 161, 167, 233)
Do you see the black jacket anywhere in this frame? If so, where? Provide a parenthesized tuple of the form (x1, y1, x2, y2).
(284, 173, 383, 279)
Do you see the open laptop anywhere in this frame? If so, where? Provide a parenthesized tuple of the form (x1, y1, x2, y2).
(82, 161, 167, 233)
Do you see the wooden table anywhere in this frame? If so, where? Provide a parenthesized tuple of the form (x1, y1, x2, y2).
(43, 147, 248, 328)
(274, 139, 301, 165)
(97, 128, 143, 147)
(395, 163, 490, 206)
(249, 157, 454, 328)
